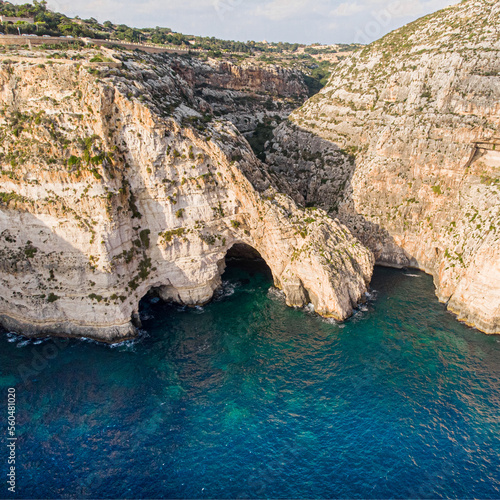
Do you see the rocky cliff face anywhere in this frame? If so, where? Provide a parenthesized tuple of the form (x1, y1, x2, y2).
(267, 0, 500, 334)
(0, 47, 373, 342)
(169, 55, 308, 137)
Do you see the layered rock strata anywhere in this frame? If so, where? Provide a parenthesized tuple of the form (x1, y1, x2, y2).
(0, 48, 373, 341)
(266, 0, 500, 333)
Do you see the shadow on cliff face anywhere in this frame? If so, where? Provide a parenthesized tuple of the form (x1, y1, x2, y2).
(0, 207, 136, 340)
(139, 243, 273, 318)
(264, 121, 416, 269)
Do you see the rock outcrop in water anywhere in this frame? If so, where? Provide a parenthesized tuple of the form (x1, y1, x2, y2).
(266, 0, 500, 334)
(0, 47, 373, 342)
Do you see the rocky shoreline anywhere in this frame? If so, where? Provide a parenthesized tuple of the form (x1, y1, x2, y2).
(266, 0, 500, 334)
(0, 46, 373, 342)
(0, 0, 499, 340)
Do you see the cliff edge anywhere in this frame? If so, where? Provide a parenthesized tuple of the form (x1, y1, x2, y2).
(0, 47, 373, 341)
(267, 0, 500, 334)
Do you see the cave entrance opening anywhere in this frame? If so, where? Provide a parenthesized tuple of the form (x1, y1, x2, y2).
(137, 244, 273, 325)
(221, 243, 273, 287)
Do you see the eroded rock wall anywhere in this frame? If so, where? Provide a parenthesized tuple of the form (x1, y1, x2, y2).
(266, 0, 500, 333)
(0, 48, 373, 341)
(168, 56, 308, 136)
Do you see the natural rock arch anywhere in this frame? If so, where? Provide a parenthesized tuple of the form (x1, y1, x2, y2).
(221, 241, 273, 279)
(225, 242, 266, 261)
(0, 54, 374, 343)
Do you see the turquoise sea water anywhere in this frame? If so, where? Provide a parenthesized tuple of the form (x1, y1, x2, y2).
(1, 261, 499, 499)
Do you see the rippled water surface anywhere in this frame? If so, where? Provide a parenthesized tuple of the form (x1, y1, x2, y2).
(1, 262, 499, 499)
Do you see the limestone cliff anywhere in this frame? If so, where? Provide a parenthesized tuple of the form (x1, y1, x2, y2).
(0, 47, 373, 342)
(267, 0, 500, 334)
(171, 55, 309, 159)
(165, 55, 309, 135)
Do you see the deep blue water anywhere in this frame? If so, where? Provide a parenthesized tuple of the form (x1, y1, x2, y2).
(1, 262, 499, 499)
